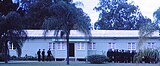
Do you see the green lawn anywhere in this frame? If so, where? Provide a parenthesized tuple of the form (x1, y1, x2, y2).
(0, 61, 160, 66)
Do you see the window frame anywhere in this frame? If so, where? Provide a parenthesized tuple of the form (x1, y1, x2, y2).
(57, 42, 65, 50)
(128, 42, 136, 50)
(49, 42, 55, 50)
(8, 42, 16, 50)
(88, 43, 96, 50)
(77, 43, 85, 50)
(108, 42, 115, 49)
(148, 42, 155, 49)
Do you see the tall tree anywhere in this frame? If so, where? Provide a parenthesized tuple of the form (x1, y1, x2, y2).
(137, 7, 160, 48)
(42, 1, 91, 65)
(94, 0, 151, 30)
(0, 11, 27, 63)
(21, 0, 52, 29)
(138, 23, 157, 48)
(21, 0, 74, 29)
(0, 0, 19, 15)
(153, 7, 160, 24)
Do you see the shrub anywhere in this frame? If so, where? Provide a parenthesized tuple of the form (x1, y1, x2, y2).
(0, 53, 4, 61)
(134, 48, 159, 63)
(10, 55, 17, 60)
(87, 55, 107, 64)
(27, 56, 37, 60)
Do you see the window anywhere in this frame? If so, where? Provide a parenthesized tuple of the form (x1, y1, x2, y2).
(77, 43, 85, 50)
(128, 42, 136, 50)
(108, 42, 115, 49)
(88, 43, 96, 50)
(49, 42, 55, 50)
(148, 42, 155, 49)
(57, 42, 65, 50)
(8, 42, 15, 50)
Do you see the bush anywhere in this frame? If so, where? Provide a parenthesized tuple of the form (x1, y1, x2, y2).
(134, 48, 159, 63)
(87, 55, 107, 64)
(0, 53, 4, 61)
(27, 56, 37, 60)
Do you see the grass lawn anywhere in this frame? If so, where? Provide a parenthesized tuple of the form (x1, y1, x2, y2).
(0, 61, 160, 66)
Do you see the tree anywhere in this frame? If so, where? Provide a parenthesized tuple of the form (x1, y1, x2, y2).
(137, 7, 160, 48)
(21, 0, 52, 29)
(21, 0, 74, 29)
(153, 7, 160, 25)
(94, 0, 151, 30)
(138, 23, 157, 48)
(0, 11, 27, 63)
(42, 1, 91, 65)
(0, 0, 19, 15)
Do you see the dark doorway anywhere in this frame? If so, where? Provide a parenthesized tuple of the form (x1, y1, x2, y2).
(69, 43, 75, 57)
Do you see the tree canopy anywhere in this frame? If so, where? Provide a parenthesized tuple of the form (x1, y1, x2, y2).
(42, 1, 91, 64)
(0, 11, 27, 63)
(0, 0, 19, 15)
(18, 0, 52, 29)
(153, 7, 160, 25)
(94, 0, 152, 30)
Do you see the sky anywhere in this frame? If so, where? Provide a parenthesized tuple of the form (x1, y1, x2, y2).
(73, 0, 160, 25)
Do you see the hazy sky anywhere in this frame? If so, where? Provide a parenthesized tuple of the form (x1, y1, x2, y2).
(73, 0, 160, 24)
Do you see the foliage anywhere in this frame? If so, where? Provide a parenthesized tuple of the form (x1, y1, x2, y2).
(134, 48, 159, 63)
(0, 11, 27, 63)
(42, 1, 91, 65)
(0, 53, 4, 61)
(87, 55, 108, 64)
(1, 11, 27, 56)
(138, 23, 158, 48)
(21, 0, 74, 29)
(94, 0, 151, 30)
(0, 0, 19, 15)
(21, 0, 52, 29)
(42, 1, 91, 39)
(153, 7, 160, 23)
(137, 7, 159, 49)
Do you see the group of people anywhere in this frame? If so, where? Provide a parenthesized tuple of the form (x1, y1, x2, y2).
(107, 49, 136, 63)
(37, 49, 52, 62)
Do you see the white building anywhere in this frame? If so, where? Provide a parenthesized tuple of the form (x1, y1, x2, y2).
(9, 30, 160, 61)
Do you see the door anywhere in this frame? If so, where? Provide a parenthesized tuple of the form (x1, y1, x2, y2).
(69, 43, 75, 57)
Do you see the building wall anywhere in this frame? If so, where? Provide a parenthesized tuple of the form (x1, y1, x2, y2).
(9, 39, 89, 59)
(54, 42, 67, 58)
(9, 39, 52, 57)
(9, 38, 160, 58)
(89, 38, 160, 56)
(140, 39, 160, 49)
(75, 43, 88, 58)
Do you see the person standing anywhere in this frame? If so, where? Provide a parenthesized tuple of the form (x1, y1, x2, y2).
(107, 49, 113, 62)
(37, 49, 41, 62)
(47, 49, 52, 61)
(42, 49, 45, 62)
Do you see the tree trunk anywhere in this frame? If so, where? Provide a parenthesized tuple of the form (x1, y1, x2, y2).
(4, 41, 8, 63)
(66, 32, 69, 65)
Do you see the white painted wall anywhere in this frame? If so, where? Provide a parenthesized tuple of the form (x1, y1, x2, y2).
(9, 38, 160, 58)
(90, 38, 160, 56)
(75, 43, 88, 58)
(9, 39, 52, 57)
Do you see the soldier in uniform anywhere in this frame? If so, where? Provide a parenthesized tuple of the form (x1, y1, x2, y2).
(114, 49, 119, 63)
(42, 49, 45, 62)
(125, 50, 131, 63)
(107, 49, 113, 62)
(121, 50, 125, 63)
(37, 49, 41, 62)
(113, 49, 116, 63)
(47, 49, 52, 61)
(117, 50, 121, 63)
(124, 50, 127, 63)
(131, 50, 136, 63)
